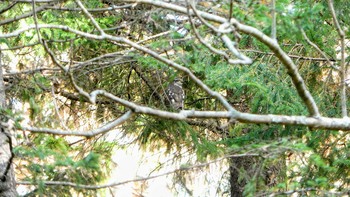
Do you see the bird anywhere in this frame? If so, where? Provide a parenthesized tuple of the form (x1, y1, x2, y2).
(165, 78, 185, 110)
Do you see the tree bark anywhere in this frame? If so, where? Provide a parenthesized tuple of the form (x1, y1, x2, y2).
(0, 49, 17, 197)
(227, 89, 285, 196)
(229, 156, 259, 197)
(229, 155, 285, 196)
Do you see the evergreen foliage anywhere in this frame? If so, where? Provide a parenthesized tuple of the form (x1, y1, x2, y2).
(0, 0, 349, 196)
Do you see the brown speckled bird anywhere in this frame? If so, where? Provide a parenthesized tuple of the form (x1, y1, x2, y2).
(165, 78, 185, 110)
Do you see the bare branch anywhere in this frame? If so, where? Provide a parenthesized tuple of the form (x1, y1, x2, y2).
(189, 3, 252, 64)
(0, 2, 17, 14)
(243, 49, 339, 63)
(46, 4, 135, 12)
(186, 3, 232, 62)
(231, 20, 319, 117)
(16, 153, 259, 190)
(14, 0, 55, 2)
(0, 4, 50, 26)
(271, 0, 276, 40)
(299, 28, 339, 72)
(74, 0, 105, 35)
(31, 0, 43, 44)
(4, 67, 59, 76)
(220, 32, 252, 64)
(20, 110, 133, 137)
(258, 188, 350, 197)
(328, 0, 347, 117)
(12, 88, 350, 132)
(42, 39, 68, 72)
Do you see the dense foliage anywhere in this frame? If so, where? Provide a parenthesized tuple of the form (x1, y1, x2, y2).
(0, 0, 349, 196)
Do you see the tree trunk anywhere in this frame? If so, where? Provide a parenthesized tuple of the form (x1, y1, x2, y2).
(226, 88, 284, 196)
(0, 49, 17, 197)
(229, 156, 259, 197)
(229, 155, 285, 196)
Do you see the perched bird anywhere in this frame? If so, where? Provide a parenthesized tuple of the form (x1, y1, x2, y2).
(165, 78, 185, 110)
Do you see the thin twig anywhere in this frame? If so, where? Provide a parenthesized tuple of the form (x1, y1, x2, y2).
(186, 1, 231, 61)
(0, 2, 17, 14)
(42, 39, 68, 72)
(21, 110, 133, 136)
(300, 28, 338, 70)
(271, 0, 276, 40)
(51, 84, 69, 130)
(47, 4, 134, 12)
(31, 0, 43, 44)
(243, 49, 338, 62)
(74, 0, 105, 35)
(0, 4, 50, 26)
(16, 153, 258, 189)
(328, 0, 347, 117)
(257, 188, 349, 197)
(189, 2, 252, 64)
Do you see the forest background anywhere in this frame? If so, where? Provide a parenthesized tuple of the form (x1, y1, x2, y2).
(0, 0, 349, 196)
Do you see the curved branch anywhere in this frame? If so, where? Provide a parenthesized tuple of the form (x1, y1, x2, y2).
(231, 20, 319, 117)
(20, 110, 133, 137)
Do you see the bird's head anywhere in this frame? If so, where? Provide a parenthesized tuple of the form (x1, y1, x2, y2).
(173, 78, 183, 86)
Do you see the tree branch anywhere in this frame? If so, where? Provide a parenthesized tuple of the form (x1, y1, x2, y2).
(74, 0, 105, 35)
(270, 0, 276, 40)
(7, 6, 350, 131)
(188, 2, 252, 64)
(0, 2, 17, 15)
(327, 0, 347, 117)
(0, 4, 50, 26)
(46, 4, 134, 12)
(299, 28, 337, 69)
(16, 153, 258, 189)
(19, 110, 133, 137)
(243, 49, 339, 62)
(12, 88, 350, 132)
